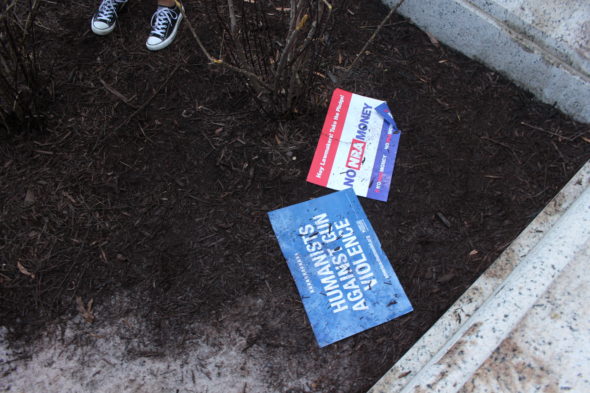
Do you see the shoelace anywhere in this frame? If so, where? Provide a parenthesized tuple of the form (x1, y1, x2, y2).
(96, 0, 125, 22)
(150, 7, 178, 37)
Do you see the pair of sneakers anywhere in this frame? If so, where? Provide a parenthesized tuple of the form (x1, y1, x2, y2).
(91, 0, 183, 51)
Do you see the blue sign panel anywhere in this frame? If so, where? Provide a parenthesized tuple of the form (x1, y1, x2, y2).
(268, 189, 413, 347)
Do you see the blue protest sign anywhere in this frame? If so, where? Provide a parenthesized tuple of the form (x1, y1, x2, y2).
(268, 189, 413, 347)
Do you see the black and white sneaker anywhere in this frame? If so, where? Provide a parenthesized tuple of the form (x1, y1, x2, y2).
(91, 0, 127, 36)
(146, 5, 183, 51)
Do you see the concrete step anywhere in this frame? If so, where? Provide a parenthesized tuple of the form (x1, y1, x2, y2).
(383, 0, 590, 124)
(369, 161, 590, 393)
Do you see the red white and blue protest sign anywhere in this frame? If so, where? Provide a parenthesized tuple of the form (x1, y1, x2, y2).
(268, 189, 413, 347)
(307, 89, 401, 202)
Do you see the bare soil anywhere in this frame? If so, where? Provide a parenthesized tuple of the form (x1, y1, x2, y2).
(1, 1, 588, 392)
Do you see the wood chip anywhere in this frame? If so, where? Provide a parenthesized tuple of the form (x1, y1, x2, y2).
(17, 262, 35, 279)
(435, 212, 451, 228)
(99, 247, 108, 263)
(33, 149, 54, 155)
(437, 272, 455, 283)
(24, 189, 36, 205)
(62, 191, 76, 204)
(100, 78, 133, 104)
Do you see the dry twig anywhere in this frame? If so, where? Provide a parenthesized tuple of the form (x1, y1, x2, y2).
(343, 0, 406, 76)
(76, 297, 95, 324)
(112, 63, 181, 133)
(181, 0, 335, 115)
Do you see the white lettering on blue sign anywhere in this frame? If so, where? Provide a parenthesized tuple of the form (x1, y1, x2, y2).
(268, 188, 413, 347)
(298, 213, 377, 313)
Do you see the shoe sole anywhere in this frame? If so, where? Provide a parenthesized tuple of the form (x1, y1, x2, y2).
(91, 2, 126, 36)
(146, 13, 183, 51)
(91, 20, 116, 36)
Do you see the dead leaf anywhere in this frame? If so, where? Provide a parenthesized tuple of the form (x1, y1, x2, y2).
(17, 262, 35, 279)
(582, 136, 590, 143)
(469, 249, 479, 257)
(76, 297, 95, 323)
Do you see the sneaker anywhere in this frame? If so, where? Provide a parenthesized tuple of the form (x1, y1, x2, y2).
(91, 0, 127, 35)
(146, 5, 183, 51)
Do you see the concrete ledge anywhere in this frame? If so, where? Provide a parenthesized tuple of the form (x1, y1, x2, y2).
(383, 0, 590, 124)
(369, 161, 590, 392)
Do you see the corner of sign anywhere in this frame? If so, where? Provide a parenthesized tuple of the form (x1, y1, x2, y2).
(333, 87, 346, 96)
(375, 102, 399, 130)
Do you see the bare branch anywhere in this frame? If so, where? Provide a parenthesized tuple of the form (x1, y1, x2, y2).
(344, 0, 406, 76)
(177, 0, 273, 93)
(185, 0, 337, 114)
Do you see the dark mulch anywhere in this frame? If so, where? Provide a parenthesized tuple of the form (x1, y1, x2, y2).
(1, 0, 588, 392)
